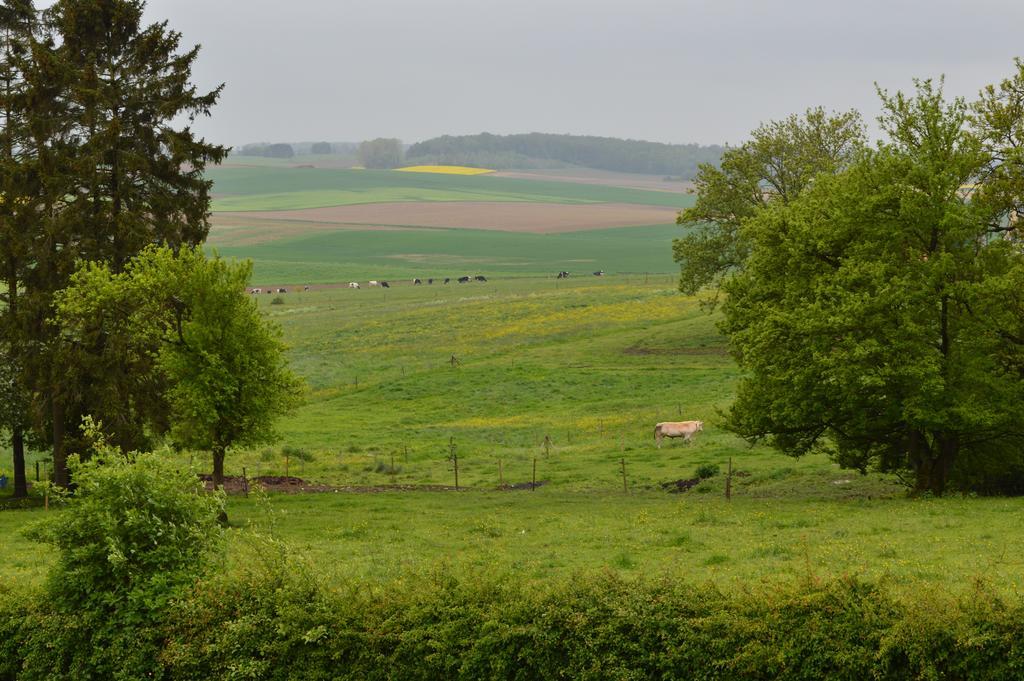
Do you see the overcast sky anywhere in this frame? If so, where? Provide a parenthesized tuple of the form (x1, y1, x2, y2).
(126, 0, 1024, 148)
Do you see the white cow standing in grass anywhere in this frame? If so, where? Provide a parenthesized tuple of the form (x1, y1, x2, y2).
(654, 420, 703, 447)
(348, 282, 360, 289)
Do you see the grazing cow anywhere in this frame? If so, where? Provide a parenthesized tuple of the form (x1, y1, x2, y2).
(475, 275, 487, 282)
(413, 278, 422, 285)
(380, 281, 390, 288)
(444, 278, 451, 284)
(348, 282, 360, 289)
(557, 271, 570, 279)
(266, 289, 273, 294)
(277, 288, 287, 293)
(303, 286, 310, 292)
(593, 270, 605, 276)
(654, 421, 703, 447)
(369, 280, 379, 287)
(428, 278, 434, 284)
(251, 288, 262, 294)
(458, 276, 471, 283)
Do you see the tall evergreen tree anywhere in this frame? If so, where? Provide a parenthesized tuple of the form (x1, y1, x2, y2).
(0, 0, 39, 498)
(1, 0, 226, 487)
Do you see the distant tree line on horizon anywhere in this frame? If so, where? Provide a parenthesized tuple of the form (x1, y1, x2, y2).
(406, 132, 724, 177)
(231, 132, 725, 177)
(235, 141, 359, 158)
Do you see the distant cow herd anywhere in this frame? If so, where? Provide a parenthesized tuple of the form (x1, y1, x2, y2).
(249, 276, 494, 295)
(557, 270, 604, 278)
(342, 275, 490, 289)
(250, 271, 612, 296)
(248, 287, 292, 295)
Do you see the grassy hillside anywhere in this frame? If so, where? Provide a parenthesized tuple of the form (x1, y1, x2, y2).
(5, 276, 1024, 597)
(208, 166, 695, 211)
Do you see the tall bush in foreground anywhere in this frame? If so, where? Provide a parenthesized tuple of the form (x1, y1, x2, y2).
(13, 426, 224, 680)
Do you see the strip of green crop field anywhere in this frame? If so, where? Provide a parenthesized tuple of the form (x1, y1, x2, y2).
(211, 224, 686, 283)
(208, 166, 695, 211)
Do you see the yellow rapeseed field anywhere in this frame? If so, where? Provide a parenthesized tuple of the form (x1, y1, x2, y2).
(394, 165, 494, 175)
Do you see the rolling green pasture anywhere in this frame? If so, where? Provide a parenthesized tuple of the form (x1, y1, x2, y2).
(4, 276, 1024, 598)
(208, 166, 695, 211)
(213, 224, 685, 283)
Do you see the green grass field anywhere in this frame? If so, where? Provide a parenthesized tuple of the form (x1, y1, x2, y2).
(208, 167, 695, 211)
(5, 276, 1024, 599)
(213, 224, 686, 283)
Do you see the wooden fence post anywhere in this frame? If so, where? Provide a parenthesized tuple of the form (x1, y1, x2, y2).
(532, 458, 537, 491)
(726, 457, 733, 501)
(621, 458, 628, 494)
(449, 436, 459, 490)
(242, 467, 249, 497)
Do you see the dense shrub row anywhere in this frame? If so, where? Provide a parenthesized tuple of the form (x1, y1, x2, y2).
(4, 565, 1024, 680)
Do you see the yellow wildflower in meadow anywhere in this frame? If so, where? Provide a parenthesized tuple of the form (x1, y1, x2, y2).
(394, 165, 494, 175)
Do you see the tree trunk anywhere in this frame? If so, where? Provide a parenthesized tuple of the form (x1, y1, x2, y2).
(929, 435, 957, 497)
(211, 444, 228, 525)
(212, 444, 225, 490)
(51, 395, 67, 488)
(11, 425, 27, 498)
(909, 430, 957, 496)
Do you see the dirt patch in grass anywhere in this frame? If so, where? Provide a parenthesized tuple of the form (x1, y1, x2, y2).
(661, 478, 702, 493)
(201, 474, 554, 494)
(497, 480, 548, 491)
(214, 201, 680, 235)
(201, 474, 464, 494)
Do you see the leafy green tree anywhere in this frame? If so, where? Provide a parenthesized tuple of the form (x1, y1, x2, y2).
(310, 141, 332, 155)
(718, 75, 1024, 495)
(264, 142, 294, 158)
(358, 137, 403, 169)
(56, 246, 304, 492)
(673, 107, 865, 302)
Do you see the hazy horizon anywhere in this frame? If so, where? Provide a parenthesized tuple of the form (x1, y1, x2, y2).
(118, 0, 1024, 149)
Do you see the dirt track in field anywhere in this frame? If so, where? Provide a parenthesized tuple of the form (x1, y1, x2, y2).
(212, 201, 681, 238)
